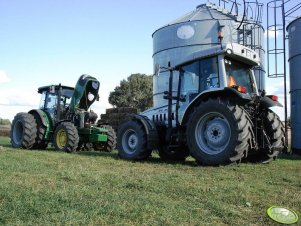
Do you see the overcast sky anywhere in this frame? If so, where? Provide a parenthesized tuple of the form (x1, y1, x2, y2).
(0, 0, 293, 121)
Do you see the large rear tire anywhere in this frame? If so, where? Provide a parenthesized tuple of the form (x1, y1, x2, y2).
(94, 125, 116, 152)
(53, 122, 79, 153)
(254, 109, 285, 163)
(10, 113, 37, 149)
(117, 120, 151, 160)
(186, 98, 253, 165)
(31, 112, 48, 150)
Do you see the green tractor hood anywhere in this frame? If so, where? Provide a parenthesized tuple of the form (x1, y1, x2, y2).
(70, 75, 100, 112)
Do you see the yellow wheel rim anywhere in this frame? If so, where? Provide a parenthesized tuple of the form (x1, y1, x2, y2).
(56, 129, 67, 149)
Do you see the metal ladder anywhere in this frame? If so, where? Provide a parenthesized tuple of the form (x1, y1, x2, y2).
(267, 0, 301, 150)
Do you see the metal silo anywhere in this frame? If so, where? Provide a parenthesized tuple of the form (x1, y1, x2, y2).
(287, 17, 301, 154)
(152, 3, 265, 108)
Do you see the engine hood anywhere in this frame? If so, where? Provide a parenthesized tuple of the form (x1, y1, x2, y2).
(70, 75, 100, 111)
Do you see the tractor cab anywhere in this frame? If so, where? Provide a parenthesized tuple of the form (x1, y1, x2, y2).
(179, 55, 258, 105)
(38, 85, 74, 122)
(37, 75, 100, 123)
(178, 43, 259, 105)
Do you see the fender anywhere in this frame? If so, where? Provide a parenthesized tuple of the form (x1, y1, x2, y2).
(260, 95, 283, 108)
(28, 109, 51, 128)
(28, 109, 53, 140)
(181, 88, 252, 125)
(125, 114, 158, 151)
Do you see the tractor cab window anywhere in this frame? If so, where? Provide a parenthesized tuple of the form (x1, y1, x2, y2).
(44, 92, 58, 119)
(39, 92, 47, 109)
(40, 88, 74, 120)
(200, 57, 219, 91)
(40, 92, 57, 111)
(61, 88, 74, 109)
(181, 57, 219, 101)
(181, 61, 200, 96)
(225, 58, 257, 94)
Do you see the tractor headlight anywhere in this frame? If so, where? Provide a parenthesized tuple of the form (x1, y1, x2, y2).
(88, 93, 95, 101)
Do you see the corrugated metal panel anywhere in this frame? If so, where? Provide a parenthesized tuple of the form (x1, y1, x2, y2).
(287, 17, 301, 153)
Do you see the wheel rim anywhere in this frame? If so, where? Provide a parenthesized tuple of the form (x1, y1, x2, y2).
(122, 129, 138, 154)
(56, 129, 67, 149)
(195, 112, 231, 155)
(13, 120, 24, 145)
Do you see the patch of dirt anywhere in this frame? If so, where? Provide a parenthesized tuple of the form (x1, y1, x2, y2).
(0, 146, 4, 151)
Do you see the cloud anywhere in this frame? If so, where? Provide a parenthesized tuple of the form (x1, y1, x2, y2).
(0, 89, 42, 121)
(0, 89, 39, 107)
(0, 106, 34, 122)
(264, 26, 282, 39)
(265, 79, 291, 121)
(0, 70, 10, 83)
(265, 80, 289, 96)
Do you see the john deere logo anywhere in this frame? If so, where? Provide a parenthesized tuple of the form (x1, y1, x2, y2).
(267, 206, 299, 224)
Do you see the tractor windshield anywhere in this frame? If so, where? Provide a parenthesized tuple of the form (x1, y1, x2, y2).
(225, 58, 257, 94)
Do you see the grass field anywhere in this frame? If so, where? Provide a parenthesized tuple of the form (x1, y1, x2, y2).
(0, 136, 300, 225)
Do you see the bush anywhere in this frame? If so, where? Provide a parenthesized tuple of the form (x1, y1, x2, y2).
(0, 118, 11, 126)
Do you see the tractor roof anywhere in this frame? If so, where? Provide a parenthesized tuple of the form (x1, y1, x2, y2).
(38, 85, 74, 94)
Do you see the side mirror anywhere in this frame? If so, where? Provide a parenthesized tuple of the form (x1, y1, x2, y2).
(154, 63, 160, 77)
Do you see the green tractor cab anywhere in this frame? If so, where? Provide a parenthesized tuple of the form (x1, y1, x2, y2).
(10, 75, 116, 153)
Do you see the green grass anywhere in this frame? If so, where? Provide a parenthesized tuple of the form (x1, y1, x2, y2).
(0, 136, 300, 226)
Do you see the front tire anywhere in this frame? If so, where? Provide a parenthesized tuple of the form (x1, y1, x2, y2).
(117, 120, 151, 160)
(53, 122, 79, 153)
(10, 113, 37, 149)
(94, 125, 116, 152)
(186, 98, 253, 165)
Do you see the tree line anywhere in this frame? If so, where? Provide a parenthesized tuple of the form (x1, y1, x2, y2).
(0, 118, 11, 125)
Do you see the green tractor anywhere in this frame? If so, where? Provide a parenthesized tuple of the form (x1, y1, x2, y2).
(10, 75, 116, 152)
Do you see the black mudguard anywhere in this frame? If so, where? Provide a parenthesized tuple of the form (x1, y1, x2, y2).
(260, 96, 283, 109)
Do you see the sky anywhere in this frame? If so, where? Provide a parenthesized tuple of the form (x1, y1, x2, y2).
(0, 0, 297, 121)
